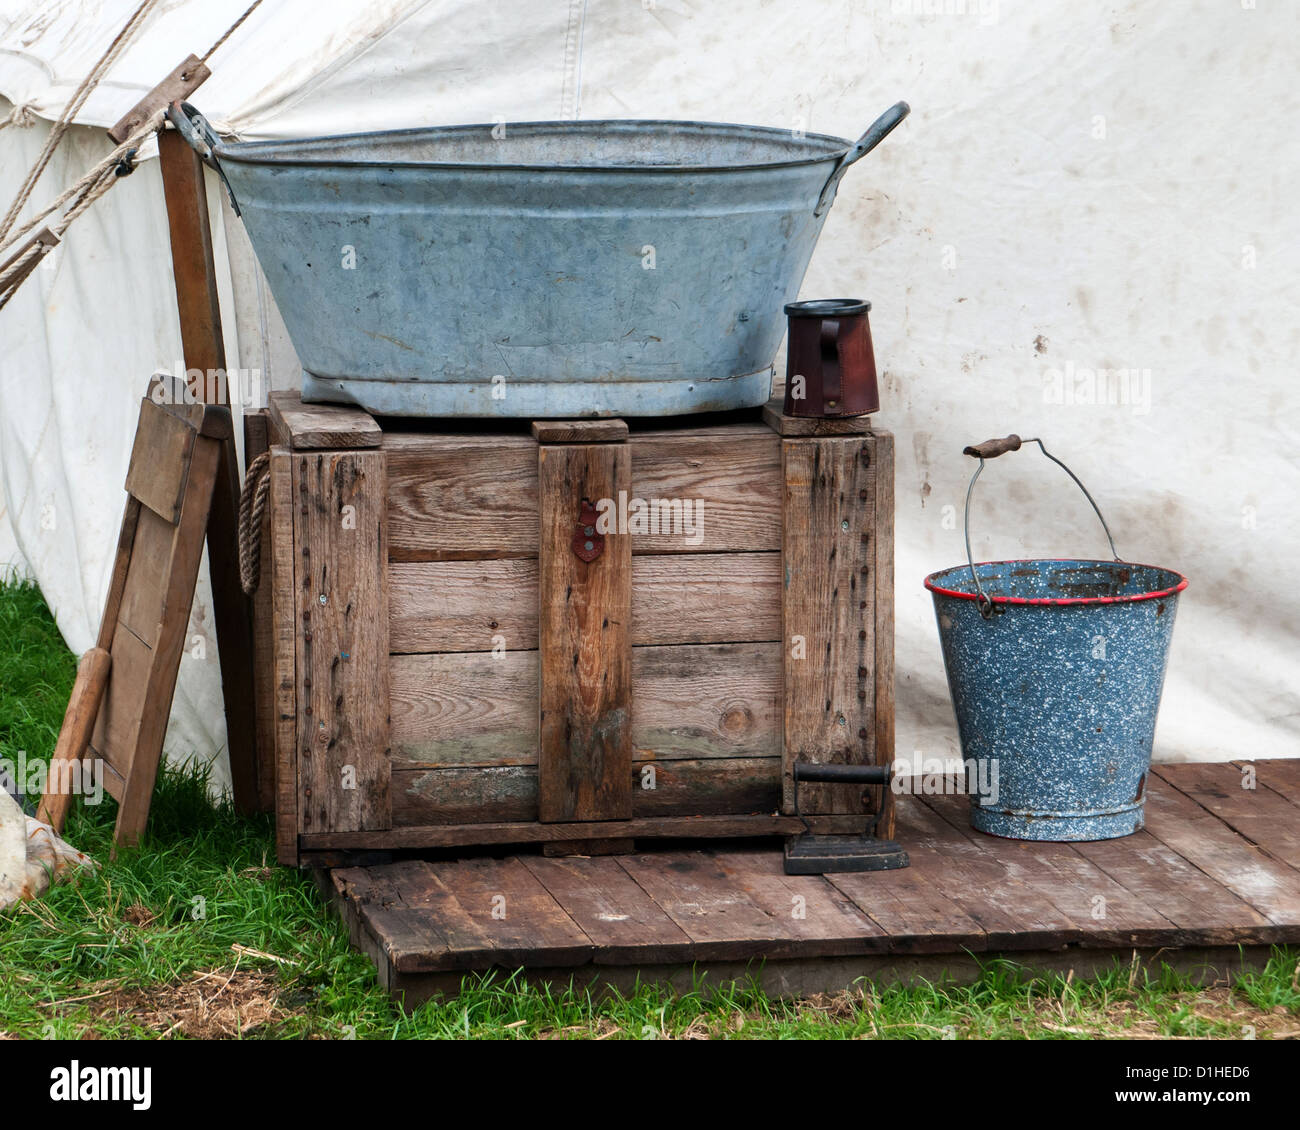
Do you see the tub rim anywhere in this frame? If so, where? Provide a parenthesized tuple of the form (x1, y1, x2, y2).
(214, 118, 856, 175)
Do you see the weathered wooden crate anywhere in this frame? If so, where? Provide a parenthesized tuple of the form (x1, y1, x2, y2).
(252, 393, 894, 867)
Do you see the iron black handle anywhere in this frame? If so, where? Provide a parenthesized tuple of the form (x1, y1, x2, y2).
(793, 763, 891, 786)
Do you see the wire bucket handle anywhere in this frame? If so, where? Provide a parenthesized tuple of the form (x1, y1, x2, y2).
(962, 435, 1121, 619)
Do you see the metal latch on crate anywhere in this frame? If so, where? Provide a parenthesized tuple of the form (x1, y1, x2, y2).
(784, 762, 910, 875)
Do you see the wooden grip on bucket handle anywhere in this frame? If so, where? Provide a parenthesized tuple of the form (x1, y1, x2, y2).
(963, 435, 1021, 459)
(961, 436, 1122, 618)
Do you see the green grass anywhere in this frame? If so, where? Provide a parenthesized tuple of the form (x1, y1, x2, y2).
(1, 574, 1297, 1039)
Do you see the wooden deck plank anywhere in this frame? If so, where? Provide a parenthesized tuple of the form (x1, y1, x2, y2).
(1072, 830, 1274, 943)
(889, 797, 1081, 948)
(1142, 774, 1300, 926)
(826, 798, 990, 952)
(327, 765, 1300, 1000)
(519, 855, 692, 963)
(1156, 762, 1300, 874)
(1246, 758, 1300, 809)
(616, 850, 875, 959)
(920, 793, 1182, 947)
(708, 849, 886, 954)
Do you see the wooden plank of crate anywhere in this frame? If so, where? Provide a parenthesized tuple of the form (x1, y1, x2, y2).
(268, 390, 382, 450)
(629, 430, 781, 554)
(385, 428, 780, 561)
(270, 449, 300, 864)
(531, 419, 629, 444)
(390, 642, 779, 768)
(519, 855, 693, 963)
(244, 410, 276, 813)
(1155, 763, 1300, 875)
(632, 642, 780, 762)
(391, 651, 539, 767)
(388, 552, 781, 653)
(780, 433, 880, 817)
(921, 792, 1181, 947)
(870, 431, 896, 839)
(537, 440, 632, 822)
(1139, 774, 1300, 925)
(385, 433, 539, 562)
(392, 756, 780, 826)
(293, 449, 391, 835)
(304, 812, 864, 854)
(761, 398, 875, 436)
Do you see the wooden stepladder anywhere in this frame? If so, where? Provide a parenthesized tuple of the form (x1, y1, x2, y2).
(38, 376, 230, 850)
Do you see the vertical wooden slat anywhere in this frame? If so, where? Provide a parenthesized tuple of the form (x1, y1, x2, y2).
(293, 449, 391, 834)
(157, 128, 259, 815)
(537, 441, 633, 822)
(781, 433, 883, 817)
(269, 448, 299, 864)
(870, 430, 896, 839)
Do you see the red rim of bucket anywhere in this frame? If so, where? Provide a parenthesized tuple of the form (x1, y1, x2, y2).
(923, 558, 1189, 607)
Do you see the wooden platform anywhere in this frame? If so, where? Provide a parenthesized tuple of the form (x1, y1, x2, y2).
(327, 762, 1300, 1005)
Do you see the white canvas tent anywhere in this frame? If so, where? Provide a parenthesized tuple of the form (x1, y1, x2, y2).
(1, 0, 1297, 800)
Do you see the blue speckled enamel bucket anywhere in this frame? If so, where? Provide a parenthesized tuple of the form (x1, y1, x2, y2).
(924, 436, 1188, 841)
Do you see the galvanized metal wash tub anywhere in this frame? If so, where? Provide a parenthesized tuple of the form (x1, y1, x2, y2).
(924, 436, 1187, 842)
(171, 101, 909, 417)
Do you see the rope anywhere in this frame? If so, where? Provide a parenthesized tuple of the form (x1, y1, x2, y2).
(238, 451, 272, 595)
(0, 0, 159, 243)
(0, 107, 164, 310)
(0, 103, 38, 131)
(202, 0, 265, 63)
(0, 0, 268, 310)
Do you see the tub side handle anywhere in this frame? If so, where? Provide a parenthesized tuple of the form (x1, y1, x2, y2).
(165, 101, 241, 216)
(814, 101, 910, 217)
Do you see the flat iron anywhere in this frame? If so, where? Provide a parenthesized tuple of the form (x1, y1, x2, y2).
(783, 762, 910, 875)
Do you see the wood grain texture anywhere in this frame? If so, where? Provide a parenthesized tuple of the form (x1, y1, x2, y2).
(159, 132, 259, 815)
(781, 433, 885, 818)
(870, 431, 896, 839)
(389, 553, 780, 653)
(37, 647, 111, 831)
(762, 398, 875, 436)
(385, 429, 780, 561)
(108, 54, 209, 143)
(269, 449, 299, 864)
(268, 390, 382, 450)
(328, 766, 1300, 993)
(538, 442, 632, 822)
(88, 431, 221, 848)
(385, 434, 538, 561)
(293, 450, 391, 835)
(124, 398, 195, 524)
(629, 431, 781, 554)
(531, 419, 629, 444)
(304, 812, 864, 853)
(391, 756, 779, 826)
(391, 642, 779, 769)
